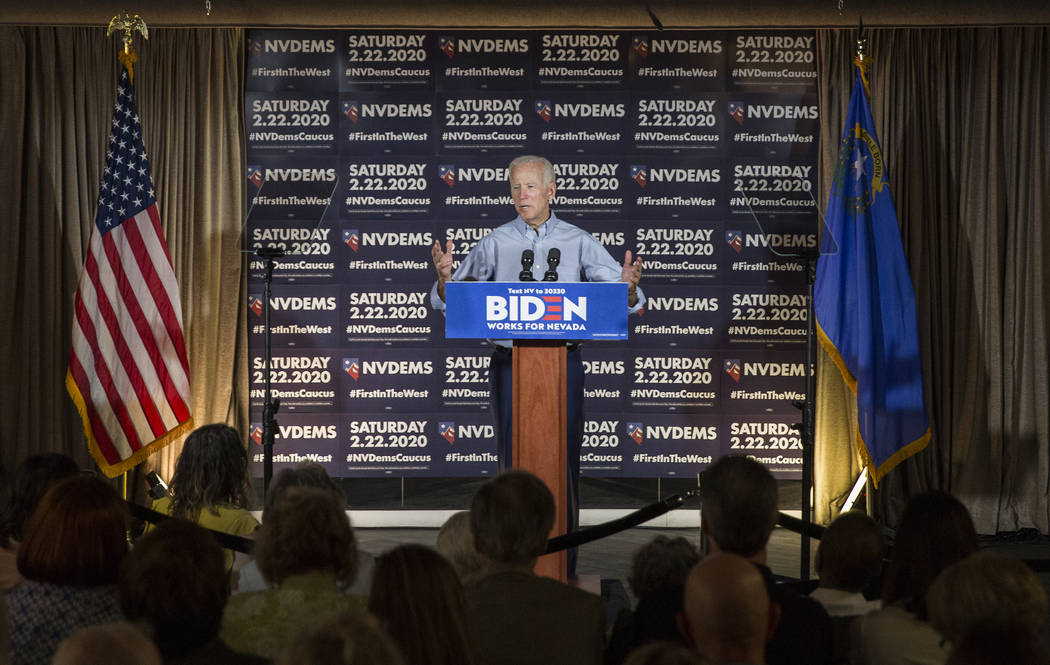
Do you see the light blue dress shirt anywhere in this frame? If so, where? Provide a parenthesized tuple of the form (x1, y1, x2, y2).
(430, 214, 645, 315)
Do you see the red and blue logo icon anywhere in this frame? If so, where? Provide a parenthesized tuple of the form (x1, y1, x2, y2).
(439, 421, 456, 445)
(726, 230, 743, 253)
(728, 102, 745, 125)
(248, 295, 263, 318)
(724, 359, 742, 382)
(534, 100, 552, 123)
(343, 358, 360, 381)
(343, 101, 359, 123)
(627, 422, 644, 445)
(439, 165, 456, 188)
(343, 230, 360, 252)
(247, 166, 263, 189)
(631, 165, 647, 188)
(439, 36, 455, 59)
(632, 36, 649, 59)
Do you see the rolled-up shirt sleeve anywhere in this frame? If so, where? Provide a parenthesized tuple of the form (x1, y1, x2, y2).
(578, 233, 646, 314)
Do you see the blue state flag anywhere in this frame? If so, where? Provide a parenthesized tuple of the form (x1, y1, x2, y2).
(814, 65, 930, 486)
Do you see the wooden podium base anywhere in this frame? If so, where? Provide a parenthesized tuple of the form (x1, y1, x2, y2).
(511, 340, 568, 582)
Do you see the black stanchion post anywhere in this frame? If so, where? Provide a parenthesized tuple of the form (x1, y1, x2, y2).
(257, 247, 284, 496)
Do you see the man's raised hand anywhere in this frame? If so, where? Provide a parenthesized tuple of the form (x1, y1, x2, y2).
(432, 239, 454, 283)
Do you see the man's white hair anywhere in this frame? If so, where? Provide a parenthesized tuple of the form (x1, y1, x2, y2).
(508, 155, 555, 186)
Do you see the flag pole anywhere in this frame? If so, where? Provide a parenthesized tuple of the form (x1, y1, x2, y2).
(108, 12, 148, 502)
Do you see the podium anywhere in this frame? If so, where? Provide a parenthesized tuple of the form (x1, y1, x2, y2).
(445, 281, 627, 581)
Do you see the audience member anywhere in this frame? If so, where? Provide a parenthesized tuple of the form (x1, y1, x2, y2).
(5, 476, 127, 665)
(944, 621, 1050, 665)
(927, 549, 1047, 644)
(852, 490, 978, 665)
(810, 510, 885, 664)
(120, 518, 267, 665)
(465, 470, 605, 665)
(678, 552, 779, 665)
(607, 536, 702, 664)
(811, 511, 884, 616)
(221, 486, 365, 659)
(700, 454, 832, 665)
(277, 610, 405, 665)
(51, 622, 161, 665)
(436, 510, 486, 584)
(236, 463, 374, 596)
(369, 544, 477, 665)
(0, 453, 79, 591)
(622, 641, 709, 665)
(149, 423, 259, 572)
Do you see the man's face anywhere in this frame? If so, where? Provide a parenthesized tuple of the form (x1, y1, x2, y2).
(509, 162, 556, 228)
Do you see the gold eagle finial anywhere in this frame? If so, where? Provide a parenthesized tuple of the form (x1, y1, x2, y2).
(106, 11, 149, 81)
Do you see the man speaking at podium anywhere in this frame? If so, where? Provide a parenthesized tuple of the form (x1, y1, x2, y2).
(430, 155, 644, 574)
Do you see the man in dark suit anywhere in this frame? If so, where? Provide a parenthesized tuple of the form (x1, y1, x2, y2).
(699, 455, 833, 665)
(465, 470, 604, 665)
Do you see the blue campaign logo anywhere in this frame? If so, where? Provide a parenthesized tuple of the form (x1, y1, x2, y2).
(535, 100, 552, 123)
(439, 165, 456, 188)
(631, 165, 647, 188)
(626, 422, 644, 445)
(728, 102, 745, 125)
(439, 421, 456, 444)
(343, 358, 360, 381)
(724, 359, 742, 382)
(726, 230, 743, 253)
(632, 36, 649, 59)
(439, 36, 455, 59)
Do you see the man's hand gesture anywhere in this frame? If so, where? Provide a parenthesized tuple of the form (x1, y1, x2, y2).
(622, 251, 642, 307)
(432, 240, 454, 301)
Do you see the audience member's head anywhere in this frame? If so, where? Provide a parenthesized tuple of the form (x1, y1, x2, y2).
(436, 510, 486, 584)
(629, 535, 702, 599)
(265, 462, 344, 512)
(699, 455, 778, 559)
(119, 519, 228, 658)
(0, 453, 79, 547)
(927, 549, 1047, 643)
(369, 544, 476, 665)
(881, 490, 978, 619)
(256, 486, 358, 588)
(470, 470, 554, 567)
(168, 423, 250, 520)
(623, 641, 710, 665)
(945, 621, 1050, 665)
(679, 553, 778, 665)
(279, 610, 406, 665)
(815, 510, 884, 592)
(52, 622, 161, 665)
(17, 475, 127, 586)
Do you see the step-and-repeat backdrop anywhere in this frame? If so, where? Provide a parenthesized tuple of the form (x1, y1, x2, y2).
(244, 29, 819, 480)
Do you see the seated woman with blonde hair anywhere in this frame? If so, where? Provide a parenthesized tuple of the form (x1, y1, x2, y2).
(220, 486, 364, 660)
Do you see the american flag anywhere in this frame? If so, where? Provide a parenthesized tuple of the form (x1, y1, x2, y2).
(66, 64, 193, 477)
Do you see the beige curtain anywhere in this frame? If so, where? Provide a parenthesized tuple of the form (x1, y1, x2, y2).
(814, 27, 1050, 533)
(0, 27, 247, 491)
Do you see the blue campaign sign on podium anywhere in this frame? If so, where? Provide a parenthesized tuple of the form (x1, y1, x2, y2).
(444, 282, 628, 340)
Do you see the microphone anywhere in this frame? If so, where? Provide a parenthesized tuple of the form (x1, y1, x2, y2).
(519, 249, 535, 281)
(543, 247, 560, 282)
